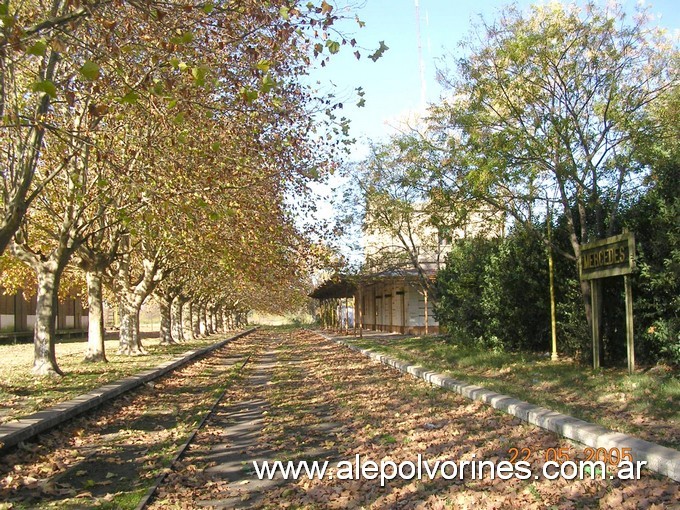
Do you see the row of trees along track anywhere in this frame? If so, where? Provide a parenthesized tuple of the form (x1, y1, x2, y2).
(0, 1, 380, 376)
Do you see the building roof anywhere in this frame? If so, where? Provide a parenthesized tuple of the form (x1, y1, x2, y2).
(308, 275, 357, 300)
(310, 265, 438, 300)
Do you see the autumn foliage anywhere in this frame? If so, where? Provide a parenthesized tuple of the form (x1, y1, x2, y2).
(1, 0, 365, 375)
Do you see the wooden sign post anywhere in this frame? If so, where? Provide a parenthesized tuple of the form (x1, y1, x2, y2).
(579, 231, 636, 374)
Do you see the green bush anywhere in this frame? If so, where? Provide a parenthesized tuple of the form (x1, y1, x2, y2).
(480, 226, 551, 351)
(434, 237, 499, 343)
(436, 221, 594, 360)
(624, 155, 680, 365)
(435, 167, 679, 366)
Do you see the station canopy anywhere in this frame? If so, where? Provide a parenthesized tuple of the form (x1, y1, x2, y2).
(309, 274, 356, 300)
(310, 265, 442, 300)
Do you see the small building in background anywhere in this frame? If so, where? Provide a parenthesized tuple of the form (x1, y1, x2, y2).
(310, 269, 438, 336)
(358, 268, 437, 335)
(0, 289, 88, 340)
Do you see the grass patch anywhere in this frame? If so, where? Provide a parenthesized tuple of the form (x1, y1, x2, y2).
(97, 488, 148, 510)
(376, 433, 397, 445)
(0, 333, 234, 424)
(349, 334, 679, 449)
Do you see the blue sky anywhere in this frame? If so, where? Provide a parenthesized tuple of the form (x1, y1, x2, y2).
(310, 0, 680, 156)
(303, 0, 679, 255)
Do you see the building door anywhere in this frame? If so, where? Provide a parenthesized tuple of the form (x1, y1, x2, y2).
(375, 296, 382, 330)
(394, 291, 404, 333)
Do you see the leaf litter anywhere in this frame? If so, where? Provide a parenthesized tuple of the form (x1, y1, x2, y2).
(148, 329, 680, 509)
(0, 332, 263, 508)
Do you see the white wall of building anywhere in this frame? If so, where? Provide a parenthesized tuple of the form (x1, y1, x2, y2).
(0, 314, 14, 332)
(359, 278, 438, 334)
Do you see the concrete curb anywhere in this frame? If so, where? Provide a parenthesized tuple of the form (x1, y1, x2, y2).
(317, 331, 680, 482)
(0, 328, 258, 454)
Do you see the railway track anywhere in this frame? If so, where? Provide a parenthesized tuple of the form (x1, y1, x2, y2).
(139, 329, 680, 510)
(135, 353, 254, 510)
(0, 328, 270, 509)
(3, 328, 678, 509)
(0, 328, 258, 454)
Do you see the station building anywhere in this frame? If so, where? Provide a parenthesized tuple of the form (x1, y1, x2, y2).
(310, 202, 500, 336)
(0, 289, 88, 341)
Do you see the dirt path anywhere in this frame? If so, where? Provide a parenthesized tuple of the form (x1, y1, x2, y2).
(149, 330, 679, 509)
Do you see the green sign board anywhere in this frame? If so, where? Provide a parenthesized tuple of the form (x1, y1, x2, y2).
(579, 231, 637, 373)
(580, 232, 635, 281)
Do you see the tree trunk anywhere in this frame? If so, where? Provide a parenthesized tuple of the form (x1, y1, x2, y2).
(200, 304, 208, 336)
(567, 229, 597, 359)
(11, 240, 75, 376)
(235, 311, 246, 329)
(222, 308, 230, 332)
(0, 50, 59, 255)
(83, 270, 107, 362)
(182, 300, 195, 340)
(215, 305, 223, 333)
(214, 308, 221, 333)
(207, 307, 215, 334)
(132, 305, 146, 353)
(118, 300, 136, 354)
(158, 293, 174, 345)
(32, 265, 64, 376)
(192, 303, 201, 338)
(118, 297, 146, 355)
(171, 296, 184, 343)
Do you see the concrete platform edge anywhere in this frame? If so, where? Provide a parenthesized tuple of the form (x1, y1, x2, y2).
(0, 328, 257, 454)
(318, 331, 680, 482)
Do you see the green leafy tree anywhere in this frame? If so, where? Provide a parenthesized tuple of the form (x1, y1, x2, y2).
(431, 2, 677, 336)
(349, 131, 478, 296)
(624, 83, 680, 364)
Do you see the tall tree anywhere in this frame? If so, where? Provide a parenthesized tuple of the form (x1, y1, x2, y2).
(2, 0, 374, 375)
(431, 1, 677, 328)
(355, 136, 447, 295)
(345, 130, 491, 297)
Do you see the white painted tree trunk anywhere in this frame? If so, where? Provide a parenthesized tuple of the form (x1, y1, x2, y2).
(118, 296, 146, 355)
(118, 300, 136, 354)
(182, 300, 195, 340)
(199, 304, 208, 336)
(171, 296, 184, 343)
(192, 303, 201, 338)
(32, 264, 64, 376)
(158, 293, 174, 345)
(84, 270, 107, 362)
(11, 241, 74, 376)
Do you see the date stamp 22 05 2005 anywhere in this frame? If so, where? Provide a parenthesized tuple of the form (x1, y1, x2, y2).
(507, 446, 647, 481)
